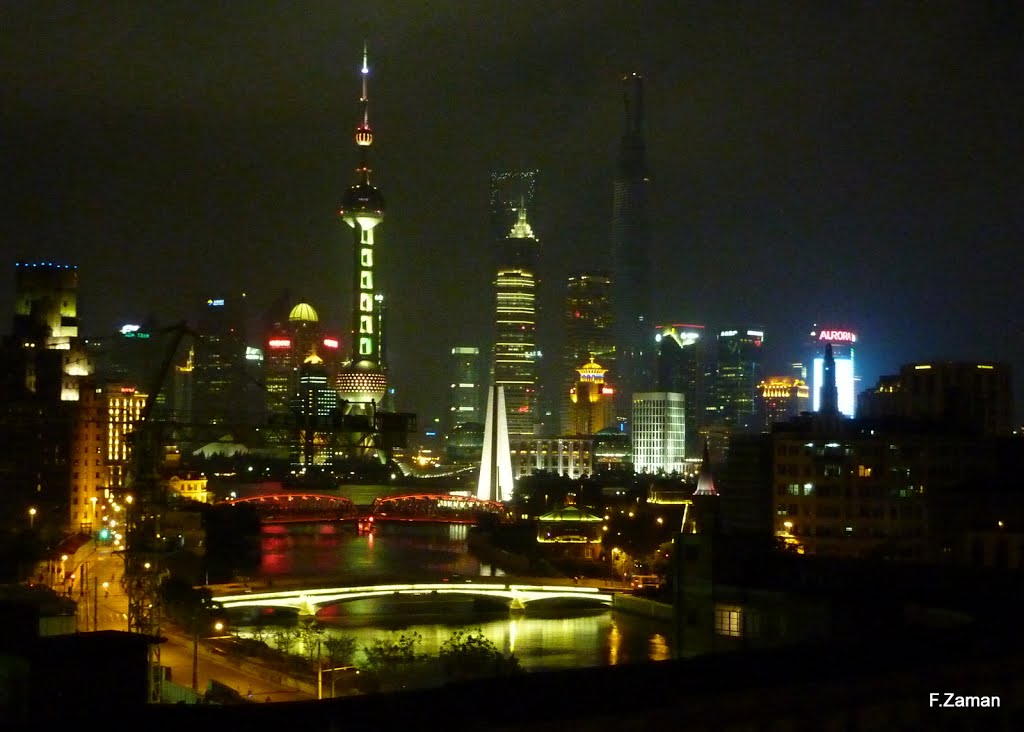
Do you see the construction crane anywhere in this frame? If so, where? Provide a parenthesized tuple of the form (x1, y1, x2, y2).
(121, 321, 193, 702)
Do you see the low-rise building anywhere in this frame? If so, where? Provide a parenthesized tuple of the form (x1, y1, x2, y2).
(536, 501, 604, 559)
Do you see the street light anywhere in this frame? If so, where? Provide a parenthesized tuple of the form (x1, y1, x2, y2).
(28, 507, 36, 529)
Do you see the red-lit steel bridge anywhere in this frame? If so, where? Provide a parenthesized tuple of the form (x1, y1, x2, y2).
(221, 493, 358, 523)
(219, 492, 504, 525)
(369, 493, 504, 524)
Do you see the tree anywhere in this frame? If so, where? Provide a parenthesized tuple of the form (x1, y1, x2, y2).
(271, 626, 297, 654)
(324, 635, 358, 667)
(438, 628, 521, 682)
(297, 618, 325, 662)
(360, 631, 429, 691)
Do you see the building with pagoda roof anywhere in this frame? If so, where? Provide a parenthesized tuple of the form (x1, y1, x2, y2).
(565, 357, 616, 436)
(536, 498, 603, 559)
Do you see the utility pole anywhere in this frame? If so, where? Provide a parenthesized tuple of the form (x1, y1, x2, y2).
(93, 577, 98, 632)
(317, 639, 323, 699)
(192, 614, 199, 691)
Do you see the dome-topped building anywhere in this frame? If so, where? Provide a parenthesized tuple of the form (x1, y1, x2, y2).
(288, 302, 319, 323)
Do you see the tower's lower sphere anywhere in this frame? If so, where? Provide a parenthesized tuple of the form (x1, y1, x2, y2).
(337, 359, 387, 405)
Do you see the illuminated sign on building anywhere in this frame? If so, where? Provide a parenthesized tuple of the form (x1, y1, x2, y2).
(268, 339, 291, 349)
(818, 329, 856, 343)
(322, 338, 340, 349)
(207, 299, 225, 307)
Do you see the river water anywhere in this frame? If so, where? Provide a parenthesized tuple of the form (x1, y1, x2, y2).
(236, 521, 674, 672)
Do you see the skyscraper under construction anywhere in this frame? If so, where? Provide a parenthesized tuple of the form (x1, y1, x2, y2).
(611, 73, 652, 416)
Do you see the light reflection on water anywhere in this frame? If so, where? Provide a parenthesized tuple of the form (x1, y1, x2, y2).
(250, 520, 674, 669)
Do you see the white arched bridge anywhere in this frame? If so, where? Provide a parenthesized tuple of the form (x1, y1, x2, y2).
(212, 581, 614, 614)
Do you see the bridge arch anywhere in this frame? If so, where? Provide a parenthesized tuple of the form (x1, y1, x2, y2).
(213, 582, 613, 614)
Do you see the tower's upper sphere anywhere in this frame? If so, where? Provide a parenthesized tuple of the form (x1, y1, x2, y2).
(355, 124, 373, 147)
(340, 181, 386, 227)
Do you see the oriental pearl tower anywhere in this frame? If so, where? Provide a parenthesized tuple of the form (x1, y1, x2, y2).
(337, 43, 388, 419)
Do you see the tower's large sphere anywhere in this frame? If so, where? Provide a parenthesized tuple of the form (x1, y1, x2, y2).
(337, 359, 387, 405)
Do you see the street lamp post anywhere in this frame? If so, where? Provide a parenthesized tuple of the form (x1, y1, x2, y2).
(28, 507, 36, 529)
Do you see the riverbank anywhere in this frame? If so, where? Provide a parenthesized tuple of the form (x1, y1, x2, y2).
(467, 527, 620, 582)
(466, 530, 537, 575)
(612, 593, 674, 621)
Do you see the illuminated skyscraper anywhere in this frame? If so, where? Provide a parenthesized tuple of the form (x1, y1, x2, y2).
(490, 170, 538, 246)
(71, 382, 147, 532)
(263, 302, 341, 420)
(710, 328, 764, 432)
(494, 206, 539, 436)
(292, 352, 339, 467)
(655, 324, 705, 457)
(567, 358, 616, 435)
(193, 296, 248, 424)
(10, 261, 89, 401)
(632, 392, 686, 475)
(561, 271, 615, 433)
(808, 326, 857, 417)
(12, 261, 79, 346)
(611, 73, 652, 408)
(756, 376, 810, 430)
(447, 346, 483, 432)
(337, 43, 388, 415)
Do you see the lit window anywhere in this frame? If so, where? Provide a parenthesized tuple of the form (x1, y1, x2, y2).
(714, 604, 760, 638)
(714, 606, 742, 637)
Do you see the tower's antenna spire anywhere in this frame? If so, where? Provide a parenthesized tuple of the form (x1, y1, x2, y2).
(361, 41, 370, 127)
(355, 41, 373, 149)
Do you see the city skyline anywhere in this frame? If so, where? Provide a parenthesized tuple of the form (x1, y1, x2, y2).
(2, 3, 1022, 422)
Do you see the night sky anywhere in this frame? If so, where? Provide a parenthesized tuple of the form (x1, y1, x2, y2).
(2, 2, 1022, 423)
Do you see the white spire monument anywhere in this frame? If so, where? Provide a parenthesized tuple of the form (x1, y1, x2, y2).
(477, 385, 514, 502)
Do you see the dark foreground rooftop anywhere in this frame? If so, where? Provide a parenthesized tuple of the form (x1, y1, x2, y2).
(130, 621, 1023, 732)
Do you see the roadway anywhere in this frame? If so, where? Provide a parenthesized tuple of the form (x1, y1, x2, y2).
(64, 546, 313, 703)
